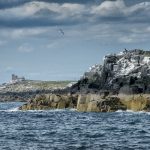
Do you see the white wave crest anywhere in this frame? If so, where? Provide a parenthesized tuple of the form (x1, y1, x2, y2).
(8, 107, 19, 112)
(0, 107, 20, 112)
(69, 108, 77, 111)
(116, 109, 150, 115)
(22, 108, 77, 112)
(23, 109, 67, 112)
(116, 110, 124, 112)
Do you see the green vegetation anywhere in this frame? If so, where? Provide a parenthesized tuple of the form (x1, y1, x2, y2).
(0, 80, 75, 93)
(30, 80, 74, 89)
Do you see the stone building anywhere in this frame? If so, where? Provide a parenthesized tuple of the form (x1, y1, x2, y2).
(11, 74, 25, 83)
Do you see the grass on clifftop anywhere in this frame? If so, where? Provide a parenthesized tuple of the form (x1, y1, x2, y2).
(1, 80, 76, 93)
(31, 80, 74, 89)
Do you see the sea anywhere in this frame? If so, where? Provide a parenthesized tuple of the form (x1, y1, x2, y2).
(0, 102, 150, 150)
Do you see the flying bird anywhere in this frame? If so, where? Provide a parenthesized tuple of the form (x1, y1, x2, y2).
(58, 28, 64, 36)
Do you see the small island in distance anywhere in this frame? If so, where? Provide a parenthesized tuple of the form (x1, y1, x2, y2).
(0, 74, 75, 102)
(1, 49, 150, 112)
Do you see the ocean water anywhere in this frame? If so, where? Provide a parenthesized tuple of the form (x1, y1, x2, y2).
(0, 102, 150, 150)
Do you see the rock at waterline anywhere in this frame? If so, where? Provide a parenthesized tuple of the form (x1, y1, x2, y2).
(19, 49, 150, 112)
(19, 94, 78, 110)
(19, 94, 150, 112)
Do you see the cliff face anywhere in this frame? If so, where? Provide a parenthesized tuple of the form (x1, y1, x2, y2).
(19, 49, 150, 112)
(71, 49, 150, 95)
(19, 93, 150, 112)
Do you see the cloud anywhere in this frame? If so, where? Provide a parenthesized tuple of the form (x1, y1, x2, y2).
(0, 0, 150, 28)
(0, 27, 49, 39)
(91, 0, 150, 24)
(119, 36, 136, 43)
(0, 0, 149, 45)
(0, 1, 87, 28)
(116, 23, 150, 43)
(47, 41, 58, 49)
(91, 0, 125, 17)
(18, 43, 34, 53)
(0, 0, 30, 9)
(5, 66, 15, 72)
(0, 0, 93, 9)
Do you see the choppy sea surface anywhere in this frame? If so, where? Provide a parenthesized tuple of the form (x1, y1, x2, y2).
(0, 102, 150, 150)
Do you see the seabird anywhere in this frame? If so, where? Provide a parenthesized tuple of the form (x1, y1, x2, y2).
(59, 28, 64, 36)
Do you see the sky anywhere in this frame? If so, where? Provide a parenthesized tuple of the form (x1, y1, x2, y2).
(0, 0, 150, 83)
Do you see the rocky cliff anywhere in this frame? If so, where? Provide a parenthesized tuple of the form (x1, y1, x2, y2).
(71, 49, 150, 95)
(19, 49, 150, 112)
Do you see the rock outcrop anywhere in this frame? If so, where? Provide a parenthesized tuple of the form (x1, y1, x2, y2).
(71, 49, 150, 95)
(19, 49, 150, 112)
(19, 93, 150, 112)
(77, 94, 126, 112)
(119, 94, 150, 111)
(19, 94, 78, 110)
(77, 94, 150, 112)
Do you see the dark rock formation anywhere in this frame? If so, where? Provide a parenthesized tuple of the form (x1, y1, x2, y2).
(71, 49, 150, 95)
(19, 49, 150, 112)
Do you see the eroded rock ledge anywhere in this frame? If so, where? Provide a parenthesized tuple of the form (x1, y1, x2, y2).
(19, 94, 150, 112)
(19, 94, 78, 110)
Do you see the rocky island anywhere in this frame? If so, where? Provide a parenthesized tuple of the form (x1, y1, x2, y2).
(0, 75, 73, 102)
(17, 49, 150, 112)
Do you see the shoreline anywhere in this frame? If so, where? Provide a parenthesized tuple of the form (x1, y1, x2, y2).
(19, 93, 150, 112)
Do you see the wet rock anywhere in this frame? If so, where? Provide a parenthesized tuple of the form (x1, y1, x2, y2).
(120, 95, 150, 111)
(77, 94, 127, 112)
(99, 97, 127, 112)
(19, 94, 78, 110)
